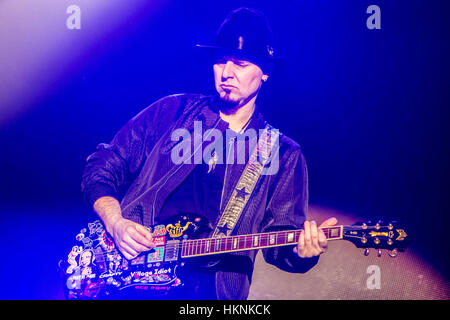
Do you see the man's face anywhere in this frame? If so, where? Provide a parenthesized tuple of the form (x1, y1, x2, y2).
(213, 56, 267, 108)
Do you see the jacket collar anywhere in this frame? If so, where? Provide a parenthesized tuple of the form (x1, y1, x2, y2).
(161, 94, 267, 154)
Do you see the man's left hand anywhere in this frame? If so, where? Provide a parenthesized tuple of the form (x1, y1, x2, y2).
(294, 217, 338, 258)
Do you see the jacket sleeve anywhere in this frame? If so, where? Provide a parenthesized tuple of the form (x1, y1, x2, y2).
(261, 144, 319, 273)
(80, 95, 180, 208)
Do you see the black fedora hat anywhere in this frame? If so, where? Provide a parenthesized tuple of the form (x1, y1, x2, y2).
(196, 7, 281, 74)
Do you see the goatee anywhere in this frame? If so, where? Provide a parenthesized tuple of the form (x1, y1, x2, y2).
(217, 95, 239, 115)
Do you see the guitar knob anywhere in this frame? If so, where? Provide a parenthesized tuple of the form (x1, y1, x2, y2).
(361, 237, 367, 244)
(377, 249, 382, 257)
(388, 248, 398, 258)
(374, 237, 380, 245)
(364, 248, 370, 256)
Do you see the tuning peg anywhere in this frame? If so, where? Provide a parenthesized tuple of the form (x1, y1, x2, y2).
(377, 249, 382, 257)
(364, 248, 370, 256)
(388, 248, 398, 258)
(376, 220, 383, 230)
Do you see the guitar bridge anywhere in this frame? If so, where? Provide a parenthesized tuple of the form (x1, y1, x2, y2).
(164, 240, 180, 262)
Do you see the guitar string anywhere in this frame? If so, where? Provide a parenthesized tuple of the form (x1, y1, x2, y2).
(90, 227, 390, 263)
(67, 225, 395, 273)
(86, 231, 304, 263)
(79, 227, 343, 262)
(76, 224, 386, 260)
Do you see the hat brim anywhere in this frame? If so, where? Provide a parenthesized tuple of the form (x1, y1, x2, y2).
(195, 44, 282, 62)
(195, 44, 284, 74)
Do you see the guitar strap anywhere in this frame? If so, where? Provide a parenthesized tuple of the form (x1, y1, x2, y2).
(212, 123, 280, 238)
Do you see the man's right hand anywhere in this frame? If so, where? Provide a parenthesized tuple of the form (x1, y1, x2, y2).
(93, 196, 155, 260)
(109, 217, 155, 260)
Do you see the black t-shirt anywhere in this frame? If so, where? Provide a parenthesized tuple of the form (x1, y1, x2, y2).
(158, 129, 249, 225)
(157, 155, 226, 226)
(157, 129, 251, 299)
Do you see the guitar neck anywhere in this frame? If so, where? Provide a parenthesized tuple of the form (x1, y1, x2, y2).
(180, 226, 344, 258)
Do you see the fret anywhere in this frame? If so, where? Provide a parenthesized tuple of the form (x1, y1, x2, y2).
(220, 238, 225, 252)
(225, 238, 230, 251)
(209, 239, 214, 253)
(244, 235, 252, 249)
(276, 232, 285, 245)
(261, 234, 269, 247)
(185, 241, 189, 256)
(202, 239, 206, 255)
(239, 235, 246, 250)
(181, 241, 186, 257)
(199, 239, 203, 255)
(198, 239, 203, 255)
(222, 238, 227, 252)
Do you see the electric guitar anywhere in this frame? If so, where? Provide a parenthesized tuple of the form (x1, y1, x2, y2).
(59, 213, 410, 299)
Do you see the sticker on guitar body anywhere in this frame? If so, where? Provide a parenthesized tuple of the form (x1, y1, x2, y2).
(152, 236, 165, 246)
(166, 221, 192, 237)
(147, 247, 165, 263)
(152, 225, 167, 237)
(120, 268, 174, 287)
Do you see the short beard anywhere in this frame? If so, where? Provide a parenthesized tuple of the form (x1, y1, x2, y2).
(217, 94, 240, 115)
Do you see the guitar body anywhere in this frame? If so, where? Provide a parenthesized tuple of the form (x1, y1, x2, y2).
(59, 214, 211, 299)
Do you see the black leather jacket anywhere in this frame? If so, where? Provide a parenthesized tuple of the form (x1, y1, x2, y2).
(81, 93, 318, 299)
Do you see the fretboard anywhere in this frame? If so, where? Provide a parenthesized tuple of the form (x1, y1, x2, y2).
(180, 226, 343, 258)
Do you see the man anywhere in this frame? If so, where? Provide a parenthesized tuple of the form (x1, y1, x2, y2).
(81, 7, 337, 299)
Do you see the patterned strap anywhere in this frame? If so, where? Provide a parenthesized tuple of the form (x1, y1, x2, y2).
(212, 124, 280, 237)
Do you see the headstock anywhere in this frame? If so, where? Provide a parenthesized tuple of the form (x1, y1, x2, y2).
(343, 221, 410, 257)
